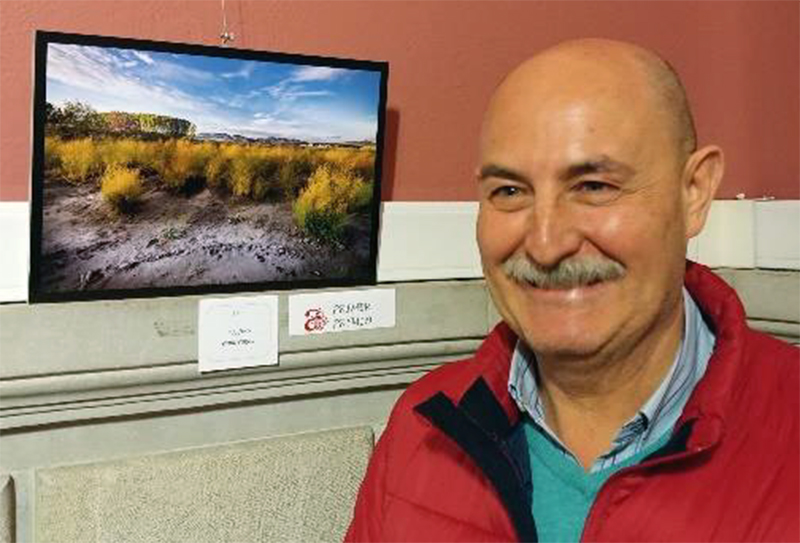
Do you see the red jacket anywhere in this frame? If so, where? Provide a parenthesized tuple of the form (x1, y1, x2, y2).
(345, 263, 799, 542)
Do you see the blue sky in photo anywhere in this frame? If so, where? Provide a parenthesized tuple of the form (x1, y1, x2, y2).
(46, 43, 382, 142)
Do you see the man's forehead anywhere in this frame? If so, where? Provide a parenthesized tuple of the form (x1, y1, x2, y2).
(496, 38, 660, 89)
(480, 49, 677, 166)
(480, 38, 696, 165)
(480, 93, 649, 159)
(487, 51, 656, 123)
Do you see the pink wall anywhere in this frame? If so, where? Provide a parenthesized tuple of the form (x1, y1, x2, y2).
(1, 0, 798, 201)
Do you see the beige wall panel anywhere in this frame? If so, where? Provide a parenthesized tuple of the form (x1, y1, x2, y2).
(0, 475, 13, 543)
(715, 269, 800, 323)
(35, 426, 372, 543)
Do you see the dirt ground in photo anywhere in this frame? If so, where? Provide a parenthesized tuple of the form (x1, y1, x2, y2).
(39, 179, 373, 294)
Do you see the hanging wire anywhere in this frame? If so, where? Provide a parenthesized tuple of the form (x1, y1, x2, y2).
(220, 0, 235, 47)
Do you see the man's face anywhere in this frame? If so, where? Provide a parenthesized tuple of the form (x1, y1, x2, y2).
(477, 63, 690, 359)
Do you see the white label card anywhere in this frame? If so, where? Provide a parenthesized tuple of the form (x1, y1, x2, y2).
(198, 295, 279, 373)
(288, 288, 396, 336)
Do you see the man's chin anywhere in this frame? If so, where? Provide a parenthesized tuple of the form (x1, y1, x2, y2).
(518, 329, 609, 361)
(534, 346, 604, 361)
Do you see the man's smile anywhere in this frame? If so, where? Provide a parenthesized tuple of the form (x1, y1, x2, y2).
(508, 274, 621, 304)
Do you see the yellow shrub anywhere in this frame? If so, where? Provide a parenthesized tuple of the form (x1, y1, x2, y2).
(124, 140, 160, 172)
(221, 146, 281, 200)
(278, 148, 315, 198)
(99, 139, 161, 170)
(101, 166, 143, 213)
(353, 181, 374, 210)
(308, 146, 376, 186)
(98, 139, 135, 168)
(143, 141, 161, 166)
(346, 149, 376, 183)
(293, 165, 368, 242)
(159, 139, 211, 191)
(191, 141, 215, 171)
(229, 154, 255, 197)
(205, 153, 230, 191)
(44, 137, 62, 174)
(58, 138, 102, 183)
(250, 152, 283, 201)
(318, 148, 352, 169)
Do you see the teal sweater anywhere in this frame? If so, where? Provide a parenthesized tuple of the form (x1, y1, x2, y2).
(524, 420, 671, 542)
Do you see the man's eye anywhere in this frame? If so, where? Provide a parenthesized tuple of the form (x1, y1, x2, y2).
(485, 184, 530, 211)
(576, 180, 614, 192)
(573, 180, 622, 205)
(492, 185, 521, 198)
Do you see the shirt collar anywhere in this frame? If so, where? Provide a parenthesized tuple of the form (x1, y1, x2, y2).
(507, 287, 716, 471)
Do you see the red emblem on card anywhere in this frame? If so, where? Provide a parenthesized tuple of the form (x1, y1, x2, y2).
(304, 308, 328, 332)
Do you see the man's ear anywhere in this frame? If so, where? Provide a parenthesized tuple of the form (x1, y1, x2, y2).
(682, 145, 724, 239)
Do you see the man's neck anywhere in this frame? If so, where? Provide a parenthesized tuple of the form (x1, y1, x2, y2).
(535, 296, 685, 471)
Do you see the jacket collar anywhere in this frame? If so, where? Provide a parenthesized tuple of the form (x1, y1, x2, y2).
(677, 261, 749, 447)
(414, 376, 537, 542)
(467, 320, 521, 426)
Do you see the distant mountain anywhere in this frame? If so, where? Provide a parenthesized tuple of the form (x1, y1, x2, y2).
(195, 132, 375, 147)
(341, 140, 376, 147)
(195, 132, 308, 145)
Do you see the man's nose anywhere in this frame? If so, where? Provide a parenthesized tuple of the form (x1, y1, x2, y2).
(522, 197, 583, 269)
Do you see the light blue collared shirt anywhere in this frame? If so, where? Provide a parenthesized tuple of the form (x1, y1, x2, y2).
(508, 287, 716, 473)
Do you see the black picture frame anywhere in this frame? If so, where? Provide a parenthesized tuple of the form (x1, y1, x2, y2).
(29, 31, 388, 303)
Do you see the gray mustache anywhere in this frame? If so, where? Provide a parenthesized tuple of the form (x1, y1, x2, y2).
(501, 254, 626, 289)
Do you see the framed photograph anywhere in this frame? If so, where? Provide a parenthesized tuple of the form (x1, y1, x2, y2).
(29, 31, 388, 303)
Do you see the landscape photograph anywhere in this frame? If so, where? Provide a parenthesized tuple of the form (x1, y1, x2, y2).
(33, 36, 385, 299)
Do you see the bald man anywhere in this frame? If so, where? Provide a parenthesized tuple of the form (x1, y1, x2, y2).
(345, 39, 799, 542)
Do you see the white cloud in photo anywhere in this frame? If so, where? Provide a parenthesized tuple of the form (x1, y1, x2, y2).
(290, 66, 347, 82)
(149, 60, 217, 84)
(45, 43, 378, 143)
(210, 94, 248, 110)
(221, 62, 255, 79)
(261, 65, 348, 105)
(265, 79, 335, 103)
(242, 103, 376, 142)
(132, 50, 154, 65)
(47, 44, 212, 118)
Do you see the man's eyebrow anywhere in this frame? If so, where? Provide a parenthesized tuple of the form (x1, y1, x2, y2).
(562, 156, 636, 179)
(477, 164, 528, 182)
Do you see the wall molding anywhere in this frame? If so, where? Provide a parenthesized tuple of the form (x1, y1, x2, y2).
(1, 199, 798, 303)
(748, 319, 800, 344)
(0, 339, 480, 431)
(0, 339, 480, 401)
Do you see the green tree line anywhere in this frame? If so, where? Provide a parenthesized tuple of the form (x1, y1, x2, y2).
(46, 101, 196, 139)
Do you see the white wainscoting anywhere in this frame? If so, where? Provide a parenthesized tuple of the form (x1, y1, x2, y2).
(0, 199, 798, 303)
(0, 201, 28, 303)
(686, 200, 755, 268)
(754, 200, 800, 270)
(377, 202, 481, 281)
